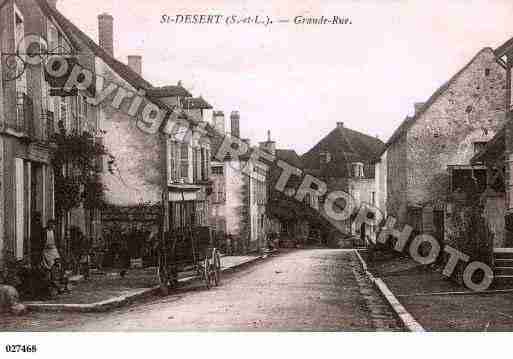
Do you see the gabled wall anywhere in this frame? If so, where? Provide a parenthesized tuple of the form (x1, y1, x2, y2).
(406, 48, 507, 207)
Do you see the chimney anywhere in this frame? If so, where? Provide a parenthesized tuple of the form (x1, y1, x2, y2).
(259, 130, 276, 156)
(98, 13, 114, 56)
(47, 0, 58, 8)
(414, 102, 425, 116)
(230, 111, 240, 138)
(336, 122, 344, 129)
(127, 55, 142, 75)
(212, 111, 225, 134)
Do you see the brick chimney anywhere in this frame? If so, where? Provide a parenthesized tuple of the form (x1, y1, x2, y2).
(414, 102, 425, 116)
(336, 122, 344, 129)
(47, 0, 58, 8)
(127, 55, 142, 75)
(230, 111, 240, 138)
(98, 13, 114, 56)
(259, 130, 276, 156)
(212, 111, 225, 134)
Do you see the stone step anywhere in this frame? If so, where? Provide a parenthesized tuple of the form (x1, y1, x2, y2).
(494, 258, 513, 267)
(492, 274, 513, 287)
(494, 267, 513, 276)
(493, 248, 513, 260)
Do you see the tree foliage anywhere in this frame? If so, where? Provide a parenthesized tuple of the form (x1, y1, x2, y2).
(51, 120, 115, 216)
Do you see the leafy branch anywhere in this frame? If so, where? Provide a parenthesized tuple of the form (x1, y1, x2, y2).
(51, 120, 115, 216)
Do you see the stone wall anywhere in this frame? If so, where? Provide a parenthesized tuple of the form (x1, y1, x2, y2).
(96, 57, 165, 207)
(407, 48, 507, 207)
(386, 134, 408, 224)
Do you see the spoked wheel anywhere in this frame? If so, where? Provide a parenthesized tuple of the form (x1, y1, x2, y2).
(203, 257, 212, 290)
(212, 249, 221, 286)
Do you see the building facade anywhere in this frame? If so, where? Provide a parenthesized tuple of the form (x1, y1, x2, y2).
(0, 0, 98, 266)
(20, 1, 213, 265)
(208, 112, 269, 254)
(377, 47, 508, 242)
(301, 121, 384, 245)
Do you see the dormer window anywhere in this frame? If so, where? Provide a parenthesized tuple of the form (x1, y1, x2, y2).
(473, 141, 487, 154)
(352, 162, 364, 178)
(320, 151, 332, 164)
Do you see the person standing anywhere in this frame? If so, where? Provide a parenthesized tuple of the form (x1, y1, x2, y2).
(41, 220, 61, 271)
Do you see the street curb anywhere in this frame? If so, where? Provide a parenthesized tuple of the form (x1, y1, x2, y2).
(24, 254, 268, 313)
(354, 250, 425, 332)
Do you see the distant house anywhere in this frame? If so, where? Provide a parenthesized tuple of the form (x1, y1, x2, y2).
(376, 47, 508, 243)
(208, 112, 269, 254)
(302, 122, 384, 244)
(267, 148, 320, 247)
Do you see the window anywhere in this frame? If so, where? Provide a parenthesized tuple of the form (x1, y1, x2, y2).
(485, 68, 491, 77)
(59, 97, 69, 130)
(200, 147, 210, 180)
(48, 24, 58, 52)
(14, 11, 27, 93)
(193, 148, 200, 182)
(371, 192, 376, 206)
(200, 148, 206, 180)
(214, 181, 226, 203)
(77, 95, 88, 133)
(179, 143, 189, 181)
(168, 141, 176, 182)
(212, 166, 223, 175)
(473, 141, 487, 154)
(320, 151, 332, 164)
(352, 162, 364, 178)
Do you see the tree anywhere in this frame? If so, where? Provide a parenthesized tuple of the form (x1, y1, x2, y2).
(51, 120, 115, 224)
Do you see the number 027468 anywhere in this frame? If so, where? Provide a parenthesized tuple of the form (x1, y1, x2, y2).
(5, 345, 37, 353)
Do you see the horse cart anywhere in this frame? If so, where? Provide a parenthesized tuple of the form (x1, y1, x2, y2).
(157, 226, 221, 295)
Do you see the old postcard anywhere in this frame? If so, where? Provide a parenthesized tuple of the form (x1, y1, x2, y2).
(1, 0, 513, 354)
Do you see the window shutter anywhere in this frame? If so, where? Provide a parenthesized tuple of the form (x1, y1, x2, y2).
(168, 141, 174, 182)
(96, 137, 104, 172)
(197, 149, 202, 181)
(180, 143, 189, 181)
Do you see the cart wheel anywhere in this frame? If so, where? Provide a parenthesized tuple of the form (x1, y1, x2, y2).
(203, 258, 212, 290)
(212, 249, 221, 286)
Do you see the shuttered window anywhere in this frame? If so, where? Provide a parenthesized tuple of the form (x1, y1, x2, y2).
(180, 143, 189, 181)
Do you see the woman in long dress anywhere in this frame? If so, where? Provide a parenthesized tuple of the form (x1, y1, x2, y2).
(41, 220, 60, 271)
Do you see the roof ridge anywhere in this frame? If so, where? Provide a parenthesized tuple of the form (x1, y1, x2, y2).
(38, 0, 153, 90)
(379, 47, 498, 157)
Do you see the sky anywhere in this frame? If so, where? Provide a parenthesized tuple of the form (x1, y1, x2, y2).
(55, 0, 513, 154)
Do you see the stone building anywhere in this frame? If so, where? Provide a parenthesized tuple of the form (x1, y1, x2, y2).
(0, 0, 100, 266)
(266, 147, 318, 247)
(209, 112, 269, 254)
(301, 122, 384, 245)
(35, 1, 213, 263)
(470, 37, 513, 250)
(376, 47, 508, 241)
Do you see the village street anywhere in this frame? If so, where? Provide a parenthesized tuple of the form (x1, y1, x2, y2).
(1, 249, 401, 331)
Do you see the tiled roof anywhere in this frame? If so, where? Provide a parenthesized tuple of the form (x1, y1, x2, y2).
(34, 0, 193, 125)
(496, 35, 513, 57)
(181, 97, 212, 110)
(147, 85, 192, 98)
(37, 0, 152, 90)
(276, 149, 303, 169)
(301, 125, 384, 177)
(378, 116, 414, 159)
(380, 47, 501, 157)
